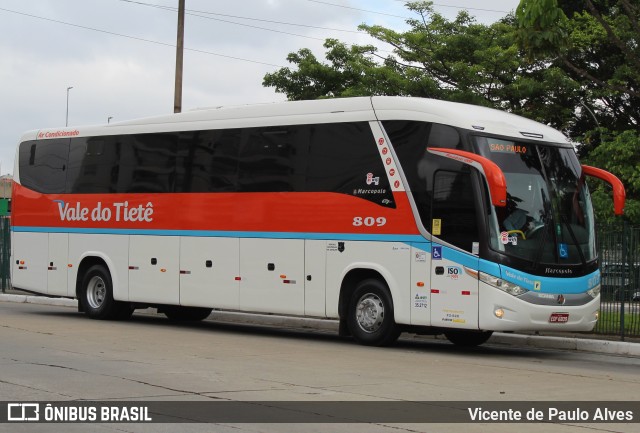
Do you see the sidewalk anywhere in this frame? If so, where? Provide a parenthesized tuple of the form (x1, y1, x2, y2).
(2, 291, 639, 357)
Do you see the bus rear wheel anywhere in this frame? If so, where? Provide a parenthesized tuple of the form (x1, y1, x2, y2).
(347, 278, 400, 346)
(80, 264, 132, 320)
(444, 330, 493, 347)
(163, 306, 212, 321)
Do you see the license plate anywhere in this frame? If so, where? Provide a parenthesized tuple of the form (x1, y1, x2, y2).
(549, 313, 569, 323)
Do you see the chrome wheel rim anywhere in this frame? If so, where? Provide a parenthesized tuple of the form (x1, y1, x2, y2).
(355, 293, 384, 333)
(86, 276, 106, 309)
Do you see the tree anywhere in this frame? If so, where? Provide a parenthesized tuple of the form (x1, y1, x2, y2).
(517, 0, 640, 224)
(516, 0, 640, 145)
(262, 39, 406, 100)
(263, 2, 580, 132)
(264, 0, 640, 224)
(584, 130, 640, 224)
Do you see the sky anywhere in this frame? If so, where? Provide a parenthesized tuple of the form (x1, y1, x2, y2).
(0, 0, 521, 176)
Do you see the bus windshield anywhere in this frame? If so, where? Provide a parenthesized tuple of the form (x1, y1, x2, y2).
(475, 136, 596, 265)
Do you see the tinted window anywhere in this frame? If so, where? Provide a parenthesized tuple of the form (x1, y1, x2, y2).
(432, 170, 480, 252)
(384, 120, 471, 228)
(19, 139, 69, 194)
(118, 133, 178, 193)
(177, 129, 239, 192)
(238, 126, 308, 192)
(69, 133, 179, 193)
(68, 136, 120, 193)
(427, 123, 462, 149)
(307, 122, 394, 208)
(26, 122, 394, 206)
(383, 121, 432, 222)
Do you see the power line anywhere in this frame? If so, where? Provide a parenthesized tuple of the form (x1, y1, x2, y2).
(431, 3, 510, 14)
(172, 9, 332, 44)
(0, 7, 286, 68)
(310, 0, 511, 16)
(305, 0, 410, 19)
(118, 0, 363, 34)
(116, 0, 397, 54)
(393, 1, 510, 14)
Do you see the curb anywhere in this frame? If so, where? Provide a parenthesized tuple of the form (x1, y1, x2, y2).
(2, 293, 638, 356)
(488, 333, 640, 356)
(0, 293, 77, 307)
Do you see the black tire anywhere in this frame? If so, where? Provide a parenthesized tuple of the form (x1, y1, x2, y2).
(163, 306, 212, 321)
(445, 330, 493, 347)
(347, 278, 400, 346)
(80, 264, 130, 320)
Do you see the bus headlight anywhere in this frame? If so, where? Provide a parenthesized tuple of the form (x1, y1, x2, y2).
(587, 284, 601, 299)
(479, 273, 529, 297)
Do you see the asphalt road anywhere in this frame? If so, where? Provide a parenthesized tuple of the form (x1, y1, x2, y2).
(1, 301, 639, 433)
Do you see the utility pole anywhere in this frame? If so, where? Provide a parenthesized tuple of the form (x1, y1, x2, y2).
(174, 0, 185, 113)
(66, 86, 73, 126)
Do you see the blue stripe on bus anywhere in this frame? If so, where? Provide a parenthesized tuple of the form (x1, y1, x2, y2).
(11, 226, 426, 243)
(498, 264, 600, 294)
(409, 243, 595, 293)
(12, 226, 599, 293)
(410, 242, 500, 277)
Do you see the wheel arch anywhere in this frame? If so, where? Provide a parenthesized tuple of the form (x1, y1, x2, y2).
(337, 264, 400, 327)
(75, 253, 122, 307)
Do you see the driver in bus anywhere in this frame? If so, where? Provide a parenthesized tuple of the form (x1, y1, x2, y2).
(504, 207, 528, 232)
(502, 193, 536, 236)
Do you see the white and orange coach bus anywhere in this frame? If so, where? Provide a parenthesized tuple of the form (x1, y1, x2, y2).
(11, 97, 625, 346)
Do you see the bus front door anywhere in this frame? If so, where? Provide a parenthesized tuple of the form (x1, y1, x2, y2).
(429, 170, 481, 330)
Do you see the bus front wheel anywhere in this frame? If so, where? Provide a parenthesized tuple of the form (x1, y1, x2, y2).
(347, 278, 400, 346)
(80, 264, 132, 320)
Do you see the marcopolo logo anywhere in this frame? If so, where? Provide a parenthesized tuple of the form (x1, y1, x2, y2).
(365, 172, 380, 186)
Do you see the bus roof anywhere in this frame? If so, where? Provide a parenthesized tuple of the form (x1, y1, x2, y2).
(22, 96, 569, 144)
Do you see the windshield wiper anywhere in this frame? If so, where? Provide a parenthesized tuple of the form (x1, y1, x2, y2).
(531, 188, 553, 270)
(559, 214, 586, 266)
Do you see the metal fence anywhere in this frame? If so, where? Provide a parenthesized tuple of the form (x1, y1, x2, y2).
(595, 222, 640, 339)
(0, 217, 9, 292)
(0, 218, 638, 339)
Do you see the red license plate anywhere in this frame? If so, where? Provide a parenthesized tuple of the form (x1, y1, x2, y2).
(549, 313, 569, 323)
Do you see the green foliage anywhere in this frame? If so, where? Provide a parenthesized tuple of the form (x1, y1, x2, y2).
(516, 1, 640, 224)
(264, 1, 581, 132)
(263, 0, 640, 225)
(262, 40, 402, 100)
(584, 130, 640, 224)
(515, 0, 569, 58)
(517, 0, 640, 138)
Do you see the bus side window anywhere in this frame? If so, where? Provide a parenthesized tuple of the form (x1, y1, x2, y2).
(19, 139, 69, 194)
(122, 133, 178, 193)
(177, 129, 240, 192)
(431, 170, 480, 252)
(67, 137, 115, 193)
(306, 122, 394, 208)
(427, 124, 462, 150)
(238, 126, 307, 192)
(383, 120, 433, 223)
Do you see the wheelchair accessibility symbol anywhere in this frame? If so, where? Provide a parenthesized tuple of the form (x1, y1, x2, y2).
(432, 246, 442, 260)
(559, 243, 568, 259)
